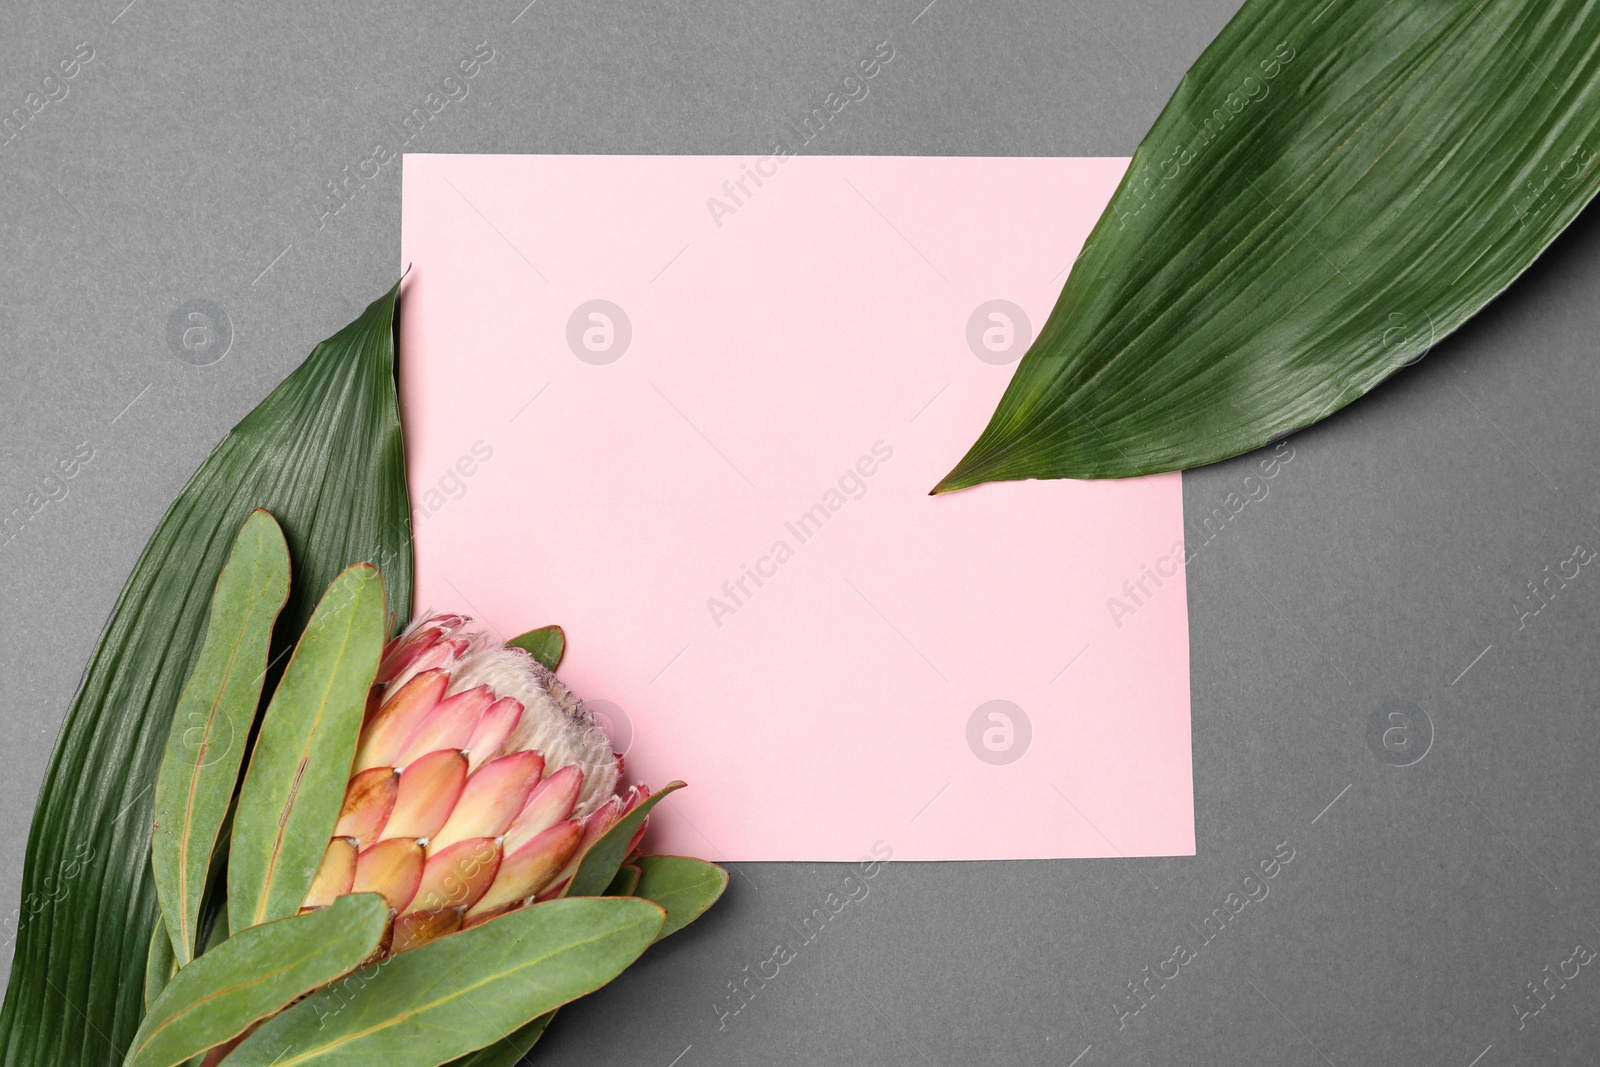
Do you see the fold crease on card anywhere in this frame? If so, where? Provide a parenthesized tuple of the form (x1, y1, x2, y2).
(400, 153, 1193, 862)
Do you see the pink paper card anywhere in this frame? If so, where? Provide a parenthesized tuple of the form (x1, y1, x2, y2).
(399, 154, 1193, 862)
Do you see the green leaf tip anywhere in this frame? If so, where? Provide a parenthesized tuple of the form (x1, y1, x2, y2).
(565, 782, 685, 900)
(946, 0, 1600, 485)
(226, 897, 665, 1066)
(151, 509, 291, 966)
(632, 855, 728, 940)
(126, 894, 388, 1067)
(506, 625, 565, 670)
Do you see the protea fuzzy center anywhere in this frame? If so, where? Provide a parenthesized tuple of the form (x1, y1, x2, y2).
(302, 613, 649, 952)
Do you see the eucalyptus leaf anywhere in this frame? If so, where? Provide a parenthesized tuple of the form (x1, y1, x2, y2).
(443, 1014, 553, 1067)
(445, 853, 723, 1067)
(229, 563, 386, 932)
(193, 802, 236, 963)
(564, 782, 684, 899)
(936, 0, 1600, 488)
(506, 626, 564, 671)
(604, 862, 641, 898)
(198, 894, 231, 958)
(144, 919, 177, 1013)
(226, 898, 665, 1067)
(151, 510, 290, 965)
(124, 894, 388, 1067)
(0, 283, 412, 1066)
(632, 855, 728, 940)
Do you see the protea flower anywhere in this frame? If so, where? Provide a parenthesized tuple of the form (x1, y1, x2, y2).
(301, 613, 650, 952)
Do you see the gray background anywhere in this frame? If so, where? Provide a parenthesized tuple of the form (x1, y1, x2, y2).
(3, 0, 1598, 1064)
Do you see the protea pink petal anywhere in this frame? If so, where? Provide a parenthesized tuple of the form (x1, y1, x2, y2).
(381, 749, 468, 841)
(429, 751, 545, 855)
(354, 669, 448, 771)
(621, 784, 653, 853)
(387, 635, 470, 693)
(360, 684, 384, 728)
(532, 879, 568, 904)
(334, 766, 399, 849)
(391, 907, 465, 953)
(376, 615, 466, 684)
(463, 697, 523, 772)
(406, 837, 502, 914)
(503, 765, 583, 854)
(467, 822, 582, 918)
(301, 837, 357, 910)
(396, 686, 496, 768)
(305, 613, 656, 945)
(377, 623, 441, 676)
(583, 796, 623, 841)
(547, 796, 623, 891)
(352, 837, 424, 912)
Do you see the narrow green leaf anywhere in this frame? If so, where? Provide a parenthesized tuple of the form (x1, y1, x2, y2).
(443, 1014, 553, 1067)
(604, 863, 641, 898)
(192, 801, 236, 962)
(227, 898, 666, 1067)
(125, 894, 388, 1067)
(229, 564, 386, 932)
(564, 782, 684, 899)
(506, 626, 564, 671)
(197, 898, 230, 958)
(151, 510, 290, 965)
(632, 855, 728, 940)
(143, 919, 177, 1014)
(439, 857, 653, 1067)
(0, 283, 412, 1066)
(444, 855, 722, 1066)
(444, 857, 668, 1067)
(450, 856, 645, 1067)
(937, 0, 1600, 487)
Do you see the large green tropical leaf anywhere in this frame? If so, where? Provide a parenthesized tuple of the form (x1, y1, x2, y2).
(0, 284, 412, 1066)
(124, 894, 388, 1067)
(936, 0, 1600, 488)
(225, 897, 666, 1067)
(229, 563, 385, 931)
(150, 510, 290, 965)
